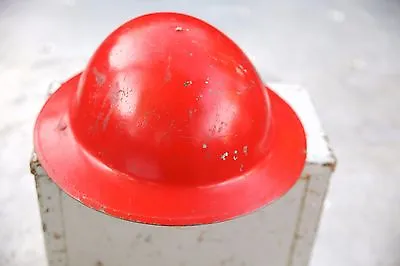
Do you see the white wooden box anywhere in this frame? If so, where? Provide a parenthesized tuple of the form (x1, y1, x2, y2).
(30, 84, 336, 266)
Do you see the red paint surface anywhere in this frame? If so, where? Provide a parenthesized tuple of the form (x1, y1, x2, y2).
(34, 12, 306, 225)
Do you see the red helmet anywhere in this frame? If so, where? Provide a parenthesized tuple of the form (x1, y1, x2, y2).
(34, 12, 306, 225)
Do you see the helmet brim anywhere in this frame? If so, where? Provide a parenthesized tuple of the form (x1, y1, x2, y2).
(34, 73, 306, 226)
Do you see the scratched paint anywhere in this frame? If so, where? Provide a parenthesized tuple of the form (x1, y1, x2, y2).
(34, 13, 307, 226)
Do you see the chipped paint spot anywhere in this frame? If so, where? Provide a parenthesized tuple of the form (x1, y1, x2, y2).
(175, 26, 183, 31)
(93, 67, 106, 86)
(184, 80, 193, 87)
(240, 164, 244, 172)
(102, 108, 113, 131)
(236, 64, 247, 75)
(236, 66, 245, 76)
(221, 152, 229, 160)
(243, 145, 248, 155)
(202, 144, 207, 149)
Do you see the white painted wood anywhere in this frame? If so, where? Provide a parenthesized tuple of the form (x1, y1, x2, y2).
(290, 165, 333, 266)
(31, 84, 336, 266)
(30, 153, 68, 266)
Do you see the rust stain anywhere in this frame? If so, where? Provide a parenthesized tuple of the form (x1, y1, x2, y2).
(30, 165, 39, 176)
(30, 153, 41, 175)
(322, 161, 337, 172)
(301, 173, 311, 181)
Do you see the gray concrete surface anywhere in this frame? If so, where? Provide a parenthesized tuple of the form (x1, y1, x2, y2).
(0, 0, 399, 265)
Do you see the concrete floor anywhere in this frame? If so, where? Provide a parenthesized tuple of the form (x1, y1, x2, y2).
(0, 0, 399, 265)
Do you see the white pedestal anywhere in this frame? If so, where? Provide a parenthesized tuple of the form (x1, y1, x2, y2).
(30, 84, 336, 266)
